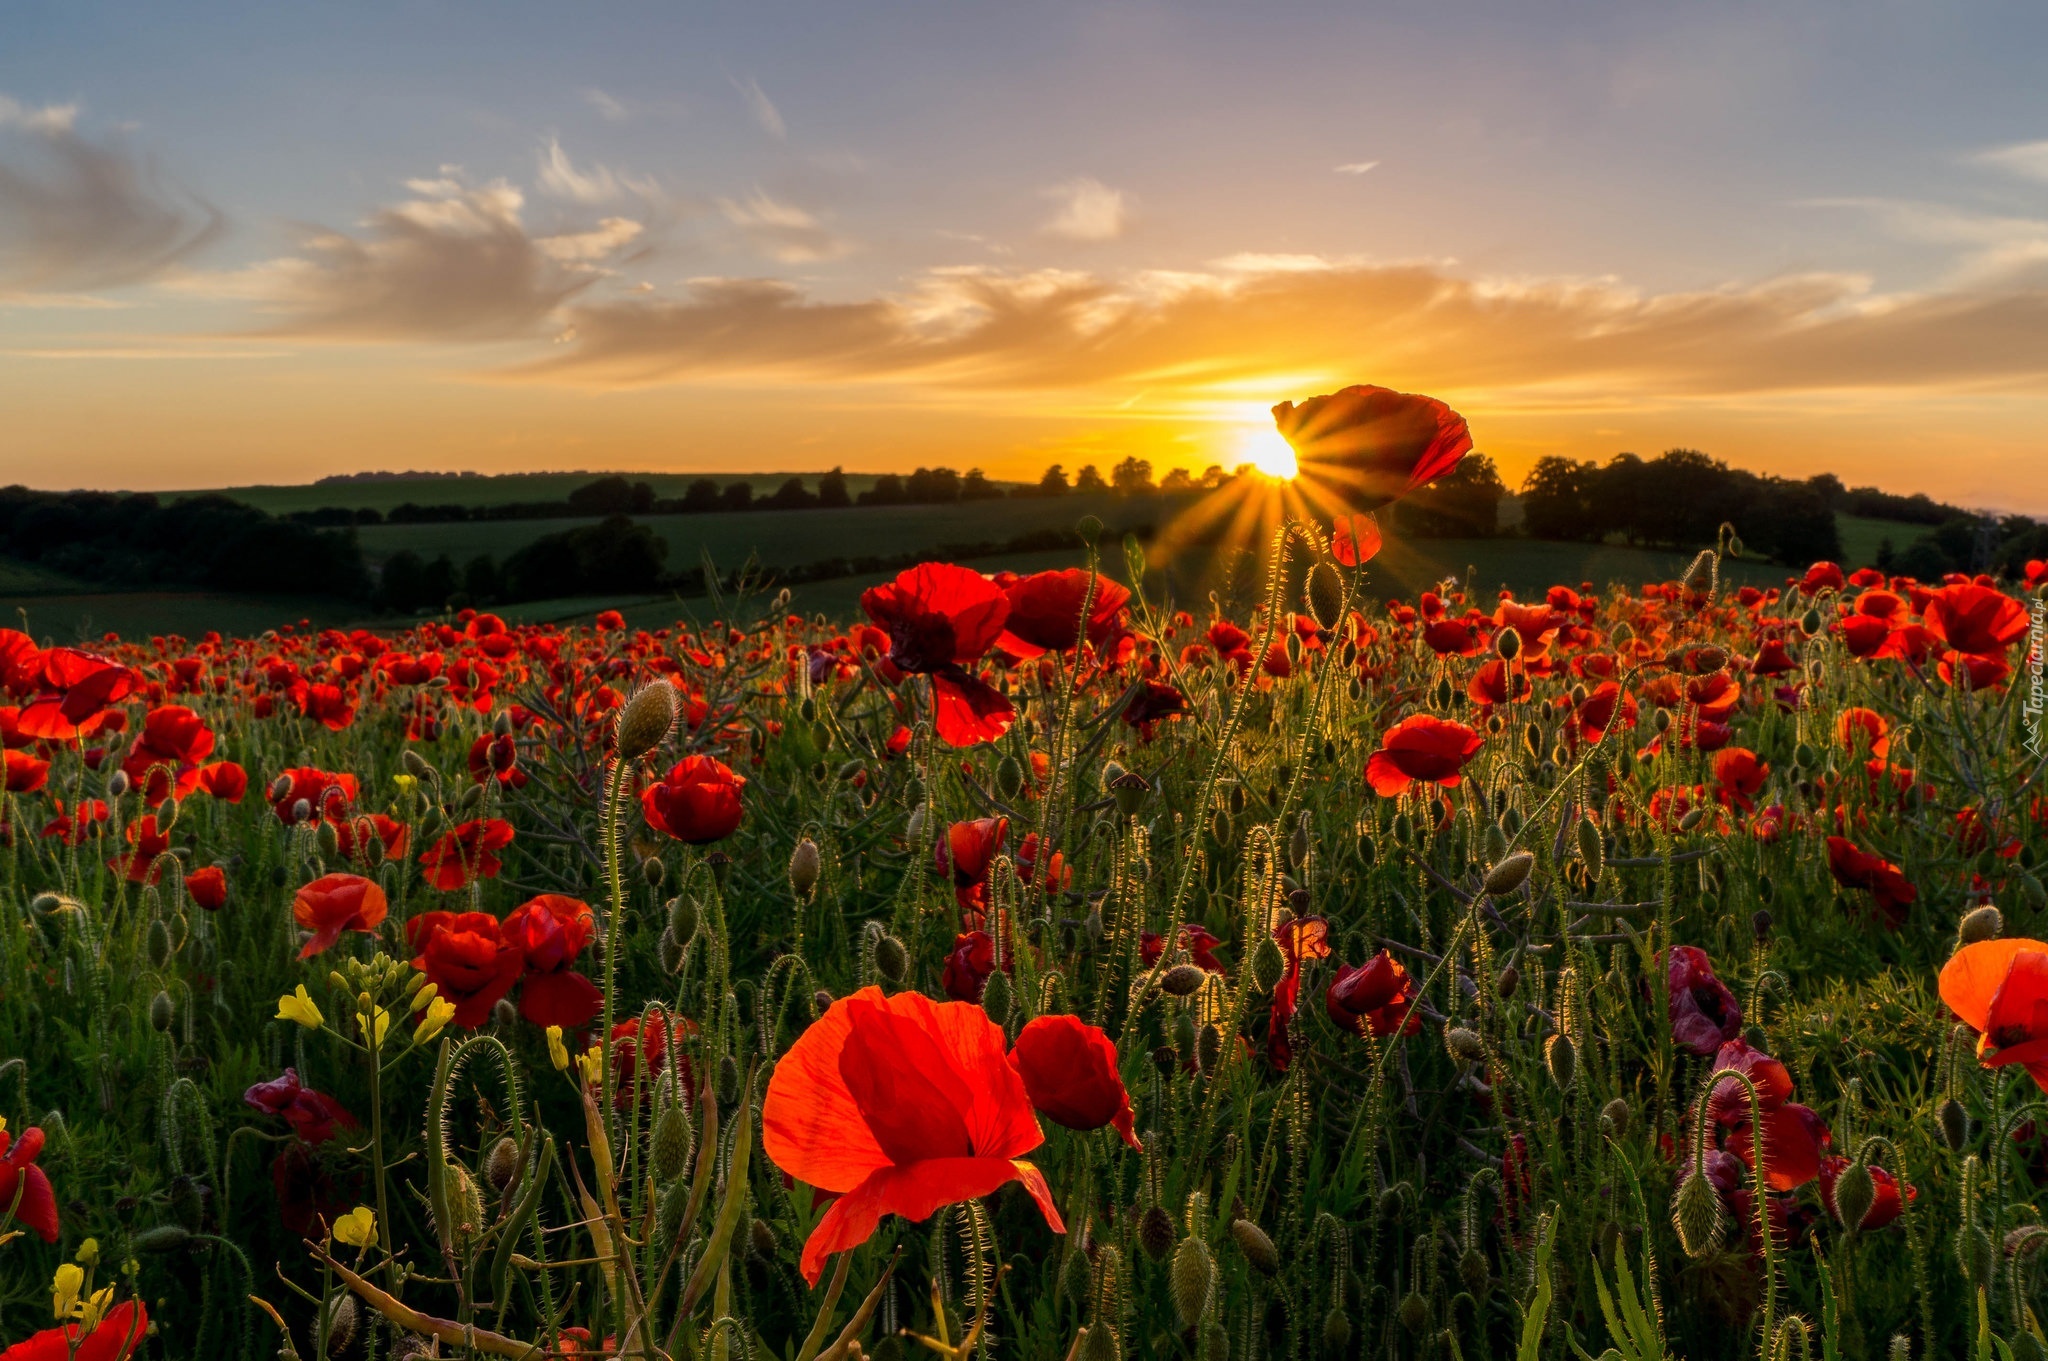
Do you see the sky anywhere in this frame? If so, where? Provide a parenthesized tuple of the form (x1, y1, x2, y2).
(2, 1, 2046, 511)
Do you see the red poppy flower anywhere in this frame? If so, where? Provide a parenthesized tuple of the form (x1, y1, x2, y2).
(609, 1010, 698, 1102)
(1724, 1101, 1830, 1192)
(468, 732, 526, 788)
(1014, 832, 1070, 891)
(1365, 715, 1484, 797)
(1684, 672, 1741, 722)
(1271, 385, 1472, 507)
(938, 816, 1007, 917)
(1940, 938, 2048, 1093)
(0, 629, 40, 696)
(1268, 915, 1332, 1070)
(1825, 836, 1915, 927)
(1838, 614, 1890, 657)
(1466, 659, 1531, 707)
(292, 873, 389, 958)
(641, 756, 746, 844)
(1121, 679, 1190, 740)
(195, 760, 248, 802)
(186, 865, 228, 911)
(998, 569, 1131, 656)
(39, 798, 107, 845)
(1325, 950, 1421, 1038)
(502, 894, 603, 1028)
(1924, 582, 2028, 657)
(1141, 924, 1226, 973)
(109, 814, 172, 884)
(270, 767, 359, 823)
(121, 705, 216, 804)
(1422, 619, 1484, 657)
(333, 813, 408, 861)
(1817, 1155, 1912, 1231)
(1835, 706, 1889, 757)
(1572, 682, 1637, 745)
(1667, 945, 1741, 1056)
(1710, 747, 1769, 812)
(0, 1299, 148, 1361)
(2, 749, 47, 793)
(1330, 511, 1383, 566)
(861, 563, 1015, 748)
(16, 648, 138, 741)
(417, 817, 515, 890)
(0, 1123, 58, 1243)
(406, 910, 525, 1027)
(761, 986, 1063, 1285)
(1010, 1014, 1141, 1150)
(941, 929, 1001, 1002)
(243, 1069, 358, 1145)
(1800, 562, 1845, 595)
(1749, 639, 1798, 676)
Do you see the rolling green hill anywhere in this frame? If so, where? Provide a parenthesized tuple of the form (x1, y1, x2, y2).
(175, 470, 967, 517)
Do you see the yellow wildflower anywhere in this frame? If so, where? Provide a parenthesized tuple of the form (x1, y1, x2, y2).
(51, 1262, 83, 1320)
(412, 995, 457, 1046)
(75, 1237, 99, 1267)
(357, 1004, 391, 1047)
(546, 1025, 570, 1072)
(275, 985, 324, 1031)
(333, 1205, 377, 1248)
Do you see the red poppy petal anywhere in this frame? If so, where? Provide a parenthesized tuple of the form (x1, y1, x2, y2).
(762, 989, 894, 1193)
(931, 673, 1015, 748)
(518, 969, 604, 1029)
(796, 1156, 1056, 1287)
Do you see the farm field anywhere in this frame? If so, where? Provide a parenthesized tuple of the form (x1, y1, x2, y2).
(178, 470, 931, 518)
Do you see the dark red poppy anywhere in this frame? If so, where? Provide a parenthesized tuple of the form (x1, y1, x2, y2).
(1667, 945, 1741, 1056)
(1014, 832, 1069, 891)
(16, 648, 138, 741)
(1271, 385, 1472, 507)
(109, 814, 172, 884)
(1122, 679, 1189, 740)
(1940, 938, 2048, 1094)
(938, 816, 1007, 916)
(1835, 706, 1889, 757)
(1466, 659, 1531, 707)
(861, 563, 1015, 747)
(0, 1123, 58, 1243)
(1725, 1102, 1830, 1192)
(1800, 562, 1845, 594)
(333, 813, 409, 861)
(468, 732, 526, 787)
(417, 817, 515, 890)
(1010, 1014, 1141, 1150)
(1572, 682, 1637, 745)
(1825, 835, 1916, 926)
(243, 1069, 358, 1144)
(1750, 639, 1798, 676)
(1268, 915, 1332, 1070)
(186, 865, 228, 911)
(1838, 614, 1890, 657)
(1924, 582, 2028, 657)
(999, 569, 1131, 655)
(195, 760, 248, 802)
(1325, 950, 1421, 1038)
(1422, 619, 1484, 657)
(941, 929, 999, 1002)
(3, 749, 48, 793)
(0, 1299, 148, 1361)
(292, 873, 389, 958)
(641, 755, 746, 844)
(406, 910, 525, 1027)
(1706, 1038, 1794, 1126)
(298, 682, 357, 731)
(502, 894, 603, 1028)
(609, 1009, 698, 1102)
(1142, 924, 1226, 973)
(761, 986, 1063, 1285)
(1365, 714, 1484, 796)
(38, 798, 106, 845)
(121, 704, 215, 804)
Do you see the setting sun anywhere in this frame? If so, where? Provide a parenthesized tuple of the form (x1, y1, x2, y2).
(1242, 426, 1299, 480)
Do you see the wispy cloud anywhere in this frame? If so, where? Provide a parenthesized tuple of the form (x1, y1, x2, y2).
(1042, 177, 1128, 241)
(1971, 139, 2048, 183)
(734, 77, 786, 139)
(535, 137, 656, 204)
(717, 189, 850, 262)
(0, 93, 224, 297)
(584, 89, 630, 123)
(1805, 196, 2048, 285)
(1334, 160, 1381, 175)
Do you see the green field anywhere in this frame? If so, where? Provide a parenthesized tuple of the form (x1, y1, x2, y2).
(178, 470, 978, 517)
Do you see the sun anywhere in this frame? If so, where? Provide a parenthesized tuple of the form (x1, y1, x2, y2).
(1242, 425, 1299, 480)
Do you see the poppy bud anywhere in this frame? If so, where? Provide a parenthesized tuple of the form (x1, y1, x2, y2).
(1482, 851, 1534, 898)
(615, 680, 679, 761)
(656, 1177, 691, 1244)
(1677, 807, 1706, 833)
(1600, 1098, 1631, 1136)
(749, 1218, 778, 1259)
(1210, 808, 1232, 845)
(1793, 741, 1818, 770)
(1959, 905, 2002, 946)
(1936, 1097, 1969, 1151)
(1170, 1234, 1214, 1328)
(484, 1136, 519, 1192)
(1958, 1222, 1995, 1290)
(1289, 813, 1312, 870)
(875, 933, 909, 985)
(1323, 1305, 1352, 1356)
(146, 918, 173, 970)
(1672, 1169, 1725, 1258)
(150, 990, 174, 1032)
(1653, 708, 1672, 735)
(457, 782, 485, 812)
(1496, 964, 1519, 998)
(788, 837, 822, 900)
(293, 797, 314, 824)
(317, 820, 341, 859)
(1173, 1010, 1197, 1060)
(635, 855, 661, 888)
(994, 755, 1025, 799)
(1162, 963, 1207, 997)
(1377, 1183, 1409, 1222)
(1249, 936, 1286, 994)
(1576, 818, 1604, 879)
(814, 989, 833, 1015)
(1397, 1292, 1429, 1335)
(325, 1293, 359, 1358)
(1306, 562, 1345, 631)
(132, 1224, 191, 1254)
(1756, 874, 1775, 905)
(667, 895, 698, 945)
(1196, 1023, 1223, 1075)
(1393, 812, 1414, 845)
(1445, 1027, 1485, 1063)
(1833, 1157, 1877, 1232)
(799, 696, 818, 724)
(1751, 910, 1773, 941)
(717, 1053, 739, 1104)
(1434, 676, 1453, 708)
(1229, 1218, 1278, 1276)
(1496, 625, 1522, 662)
(1681, 550, 1716, 598)
(1457, 1246, 1489, 1298)
(905, 804, 927, 842)
(981, 967, 1013, 1025)
(1139, 1204, 1176, 1261)
(1544, 1033, 1576, 1089)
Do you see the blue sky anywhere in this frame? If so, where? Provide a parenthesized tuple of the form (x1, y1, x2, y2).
(3, 1, 2045, 507)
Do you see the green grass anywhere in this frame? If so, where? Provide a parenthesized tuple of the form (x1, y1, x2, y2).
(1837, 513, 1919, 569)
(0, 591, 347, 643)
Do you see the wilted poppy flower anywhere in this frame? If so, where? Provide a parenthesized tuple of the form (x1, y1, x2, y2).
(0, 1123, 58, 1243)
(1, 1299, 148, 1361)
(1269, 915, 1332, 1070)
(861, 563, 1015, 747)
(1825, 836, 1915, 927)
(1667, 945, 1741, 1056)
(502, 894, 602, 1028)
(1818, 1155, 1912, 1231)
(1010, 1014, 1141, 1150)
(417, 817, 515, 891)
(406, 910, 524, 1027)
(1271, 385, 1472, 507)
(243, 1069, 358, 1145)
(641, 755, 746, 844)
(1325, 950, 1421, 1038)
(1365, 714, 1484, 797)
(1924, 582, 2027, 657)
(1940, 938, 2048, 1093)
(293, 873, 389, 958)
(999, 569, 1130, 655)
(762, 986, 1063, 1285)
(186, 865, 228, 912)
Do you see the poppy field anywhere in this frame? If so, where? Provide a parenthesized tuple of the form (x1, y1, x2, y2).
(1, 388, 2046, 1361)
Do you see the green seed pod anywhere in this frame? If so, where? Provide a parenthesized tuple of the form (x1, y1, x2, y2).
(1959, 905, 2002, 946)
(1289, 813, 1312, 871)
(1445, 1027, 1485, 1063)
(316, 819, 341, 859)
(1799, 607, 1823, 636)
(1677, 806, 1706, 833)
(1377, 1183, 1408, 1223)
(1081, 1318, 1122, 1361)
(1937, 1098, 1970, 1152)
(1672, 1169, 1725, 1258)
(1457, 1246, 1489, 1298)
(749, 1218, 778, 1259)
(1957, 1223, 1995, 1291)
(1229, 1218, 1278, 1276)
(149, 990, 174, 1032)
(717, 1054, 739, 1104)
(1250, 936, 1287, 994)
(325, 1293, 359, 1358)
(1832, 1157, 1876, 1232)
(1139, 1204, 1176, 1261)
(1306, 562, 1346, 631)
(1397, 1291, 1429, 1335)
(981, 967, 1012, 1025)
(483, 1135, 519, 1192)
(1393, 812, 1414, 844)
(1321, 1305, 1351, 1356)
(1162, 963, 1207, 997)
(1170, 1233, 1215, 1327)
(402, 750, 434, 779)
(1544, 1033, 1576, 1090)
(145, 917, 174, 970)
(1482, 851, 1535, 897)
(1483, 822, 1510, 864)
(1577, 818, 1604, 878)
(656, 1176, 691, 1244)
(788, 837, 822, 900)
(1109, 769, 1152, 819)
(652, 1103, 691, 1183)
(994, 754, 1026, 799)
(615, 680, 679, 760)
(1794, 741, 1819, 770)
(666, 895, 698, 945)
(1496, 964, 1519, 998)
(1201, 1320, 1229, 1361)
(875, 933, 909, 985)
(799, 695, 818, 724)
(1600, 1098, 1631, 1137)
(1196, 1023, 1223, 1075)
(1496, 625, 1522, 662)
(1756, 874, 1775, 904)
(642, 855, 665, 888)
(1060, 1240, 1094, 1309)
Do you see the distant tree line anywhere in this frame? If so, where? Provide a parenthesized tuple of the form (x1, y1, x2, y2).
(1518, 450, 1844, 564)
(0, 486, 371, 599)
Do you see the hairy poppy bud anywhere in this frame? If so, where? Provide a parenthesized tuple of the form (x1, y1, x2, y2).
(1496, 625, 1522, 662)
(1397, 1291, 1429, 1335)
(1937, 1098, 1970, 1151)
(1139, 1204, 1176, 1261)
(788, 837, 821, 900)
(1170, 1234, 1214, 1327)
(1210, 808, 1232, 845)
(717, 1053, 739, 1104)
(1958, 1222, 1995, 1290)
(150, 990, 174, 1032)
(316, 819, 341, 859)
(293, 797, 314, 824)
(132, 1224, 191, 1254)
(1496, 963, 1519, 998)
(875, 933, 909, 985)
(994, 754, 1025, 800)
(1377, 1183, 1409, 1222)
(1196, 1023, 1223, 1075)
(1959, 905, 2002, 946)
(1229, 1218, 1278, 1276)
(1672, 1169, 1724, 1258)
(484, 1136, 519, 1192)
(1323, 1305, 1352, 1356)
(1174, 1010, 1197, 1060)
(981, 967, 1013, 1025)
(491, 997, 517, 1029)
(325, 1293, 359, 1358)
(1249, 936, 1286, 994)
(402, 750, 433, 780)
(146, 918, 173, 970)
(615, 680, 679, 761)
(666, 895, 698, 945)
(640, 855, 664, 888)
(1457, 1246, 1489, 1298)
(1681, 550, 1716, 598)
(1600, 1098, 1631, 1136)
(1577, 818, 1604, 879)
(656, 1177, 690, 1244)
(1678, 806, 1706, 833)
(1752, 909, 1773, 941)
(1445, 1027, 1485, 1063)
(1306, 562, 1345, 630)
(1482, 851, 1534, 897)
(749, 1218, 778, 1259)
(1544, 1033, 1576, 1089)
(1162, 963, 1207, 997)
(1793, 741, 1819, 770)
(1833, 1157, 1876, 1232)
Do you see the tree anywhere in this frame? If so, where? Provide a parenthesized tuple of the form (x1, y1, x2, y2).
(860, 474, 907, 506)
(1200, 465, 1228, 489)
(720, 481, 754, 512)
(377, 550, 429, 612)
(1038, 464, 1070, 495)
(763, 477, 816, 510)
(905, 467, 962, 503)
(463, 555, 500, 603)
(681, 479, 721, 513)
(1111, 456, 1154, 494)
(1159, 466, 1195, 492)
(960, 469, 1004, 500)
(1396, 455, 1506, 538)
(421, 555, 460, 608)
(817, 467, 852, 508)
(1074, 464, 1108, 493)
(1519, 457, 1598, 541)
